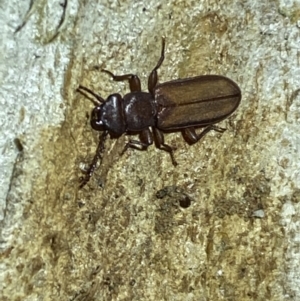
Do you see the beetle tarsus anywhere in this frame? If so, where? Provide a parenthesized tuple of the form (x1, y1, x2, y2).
(102, 70, 142, 92)
(182, 125, 227, 144)
(160, 144, 177, 166)
(148, 37, 165, 95)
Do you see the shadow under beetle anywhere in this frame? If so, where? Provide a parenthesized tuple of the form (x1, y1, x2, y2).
(77, 38, 241, 187)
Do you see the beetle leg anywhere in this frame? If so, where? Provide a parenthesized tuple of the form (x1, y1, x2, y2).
(102, 69, 141, 92)
(79, 131, 109, 188)
(152, 127, 178, 166)
(148, 37, 166, 95)
(182, 125, 226, 144)
(121, 129, 153, 155)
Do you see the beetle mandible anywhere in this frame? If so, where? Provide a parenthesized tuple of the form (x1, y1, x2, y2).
(77, 38, 241, 187)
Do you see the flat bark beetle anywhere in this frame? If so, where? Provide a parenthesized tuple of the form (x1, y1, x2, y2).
(77, 38, 241, 187)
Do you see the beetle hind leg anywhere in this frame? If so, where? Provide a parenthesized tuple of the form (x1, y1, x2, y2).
(153, 127, 178, 166)
(182, 125, 226, 144)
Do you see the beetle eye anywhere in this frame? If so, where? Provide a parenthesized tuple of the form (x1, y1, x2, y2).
(91, 107, 104, 130)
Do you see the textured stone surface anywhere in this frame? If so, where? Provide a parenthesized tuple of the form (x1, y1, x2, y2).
(1, 0, 300, 300)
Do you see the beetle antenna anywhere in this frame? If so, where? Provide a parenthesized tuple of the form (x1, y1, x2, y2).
(77, 85, 105, 105)
(79, 130, 109, 188)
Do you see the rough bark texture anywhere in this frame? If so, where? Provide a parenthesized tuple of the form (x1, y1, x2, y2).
(1, 0, 300, 300)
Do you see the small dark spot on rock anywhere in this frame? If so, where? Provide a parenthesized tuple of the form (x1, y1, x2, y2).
(179, 196, 191, 208)
(78, 201, 85, 208)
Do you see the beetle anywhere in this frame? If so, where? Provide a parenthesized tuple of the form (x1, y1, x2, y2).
(77, 38, 241, 187)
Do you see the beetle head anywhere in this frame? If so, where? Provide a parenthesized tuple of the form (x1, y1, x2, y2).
(90, 106, 105, 131)
(90, 94, 126, 135)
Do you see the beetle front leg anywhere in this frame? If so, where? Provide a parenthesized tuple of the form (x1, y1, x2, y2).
(153, 127, 178, 166)
(102, 70, 141, 92)
(182, 125, 226, 144)
(121, 129, 153, 155)
(79, 131, 109, 188)
(148, 37, 165, 95)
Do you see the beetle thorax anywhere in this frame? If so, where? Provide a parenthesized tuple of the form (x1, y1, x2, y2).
(123, 92, 156, 131)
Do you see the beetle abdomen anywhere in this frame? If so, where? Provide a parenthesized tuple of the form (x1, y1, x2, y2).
(155, 75, 241, 130)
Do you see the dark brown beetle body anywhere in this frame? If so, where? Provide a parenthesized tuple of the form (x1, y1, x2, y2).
(155, 75, 240, 130)
(77, 38, 241, 187)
